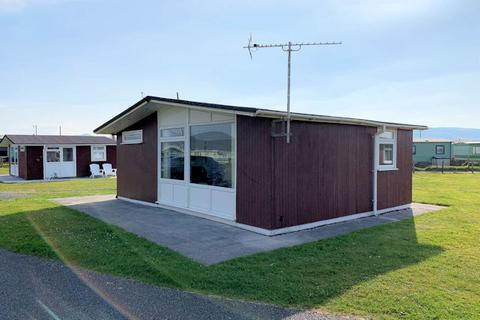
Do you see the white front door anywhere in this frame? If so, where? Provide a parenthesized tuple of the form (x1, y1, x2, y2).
(44, 146, 76, 178)
(9, 146, 19, 176)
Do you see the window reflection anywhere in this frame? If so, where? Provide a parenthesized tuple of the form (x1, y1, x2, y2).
(161, 141, 185, 180)
(190, 123, 233, 188)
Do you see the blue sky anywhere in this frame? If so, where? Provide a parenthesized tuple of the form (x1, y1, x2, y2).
(0, 0, 479, 135)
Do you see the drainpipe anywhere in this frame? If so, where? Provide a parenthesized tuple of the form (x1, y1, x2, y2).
(372, 128, 380, 216)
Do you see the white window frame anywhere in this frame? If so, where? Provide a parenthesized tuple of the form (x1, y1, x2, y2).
(377, 129, 397, 171)
(122, 130, 143, 144)
(435, 145, 445, 155)
(10, 145, 18, 165)
(159, 127, 186, 182)
(91, 145, 107, 162)
(46, 147, 61, 163)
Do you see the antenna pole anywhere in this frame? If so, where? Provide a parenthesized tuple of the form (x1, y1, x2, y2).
(244, 39, 341, 144)
(286, 41, 292, 143)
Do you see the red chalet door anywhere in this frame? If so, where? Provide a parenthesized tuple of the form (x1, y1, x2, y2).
(27, 146, 44, 180)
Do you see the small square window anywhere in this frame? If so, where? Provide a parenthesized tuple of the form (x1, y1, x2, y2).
(272, 120, 287, 137)
(122, 130, 143, 144)
(435, 145, 445, 154)
(379, 143, 394, 165)
(63, 148, 74, 162)
(47, 148, 60, 163)
(91, 146, 106, 162)
(377, 129, 397, 170)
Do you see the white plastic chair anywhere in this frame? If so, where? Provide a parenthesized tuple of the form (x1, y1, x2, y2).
(102, 163, 117, 177)
(89, 164, 103, 178)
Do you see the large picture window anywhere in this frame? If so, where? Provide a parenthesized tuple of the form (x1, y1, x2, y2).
(190, 123, 233, 188)
(161, 141, 185, 180)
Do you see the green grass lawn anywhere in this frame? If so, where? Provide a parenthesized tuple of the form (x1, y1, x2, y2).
(0, 164, 8, 175)
(0, 174, 479, 319)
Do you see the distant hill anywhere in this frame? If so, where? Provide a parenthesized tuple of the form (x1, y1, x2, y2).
(413, 128, 480, 141)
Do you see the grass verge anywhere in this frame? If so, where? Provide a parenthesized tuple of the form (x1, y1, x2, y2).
(0, 174, 479, 319)
(0, 165, 9, 175)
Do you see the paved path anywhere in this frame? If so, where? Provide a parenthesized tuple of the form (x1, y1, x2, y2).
(0, 175, 112, 184)
(0, 249, 350, 320)
(55, 195, 444, 265)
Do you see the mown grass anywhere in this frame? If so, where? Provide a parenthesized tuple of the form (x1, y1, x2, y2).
(0, 164, 8, 175)
(0, 174, 479, 319)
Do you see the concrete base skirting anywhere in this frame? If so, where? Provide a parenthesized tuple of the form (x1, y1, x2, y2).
(117, 196, 411, 236)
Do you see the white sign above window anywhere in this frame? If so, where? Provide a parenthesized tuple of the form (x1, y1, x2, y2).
(122, 130, 143, 144)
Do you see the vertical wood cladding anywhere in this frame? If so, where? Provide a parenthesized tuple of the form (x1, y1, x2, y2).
(237, 116, 412, 230)
(117, 113, 158, 203)
(26, 146, 43, 180)
(18, 148, 28, 179)
(236, 117, 275, 229)
(377, 129, 413, 210)
(76, 145, 117, 177)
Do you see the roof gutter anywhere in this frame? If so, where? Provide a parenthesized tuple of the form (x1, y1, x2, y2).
(255, 110, 428, 131)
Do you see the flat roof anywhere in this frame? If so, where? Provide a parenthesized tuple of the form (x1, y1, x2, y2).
(413, 139, 452, 143)
(453, 141, 480, 145)
(0, 134, 116, 147)
(94, 96, 428, 134)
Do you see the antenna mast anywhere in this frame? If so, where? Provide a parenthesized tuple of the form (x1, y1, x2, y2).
(244, 38, 341, 143)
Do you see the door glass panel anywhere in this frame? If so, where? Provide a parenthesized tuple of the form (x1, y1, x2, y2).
(10, 147, 18, 164)
(47, 148, 60, 162)
(63, 148, 74, 162)
(190, 123, 233, 188)
(161, 141, 184, 180)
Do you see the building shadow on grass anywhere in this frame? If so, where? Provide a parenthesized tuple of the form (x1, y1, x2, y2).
(0, 205, 445, 317)
(203, 212, 445, 309)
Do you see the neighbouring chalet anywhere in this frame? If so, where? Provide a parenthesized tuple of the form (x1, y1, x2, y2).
(94, 96, 427, 235)
(0, 135, 116, 180)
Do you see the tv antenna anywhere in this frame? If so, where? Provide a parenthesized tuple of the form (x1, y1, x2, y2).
(244, 36, 341, 143)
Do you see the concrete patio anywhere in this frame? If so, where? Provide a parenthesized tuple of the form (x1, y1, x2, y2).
(54, 195, 445, 265)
